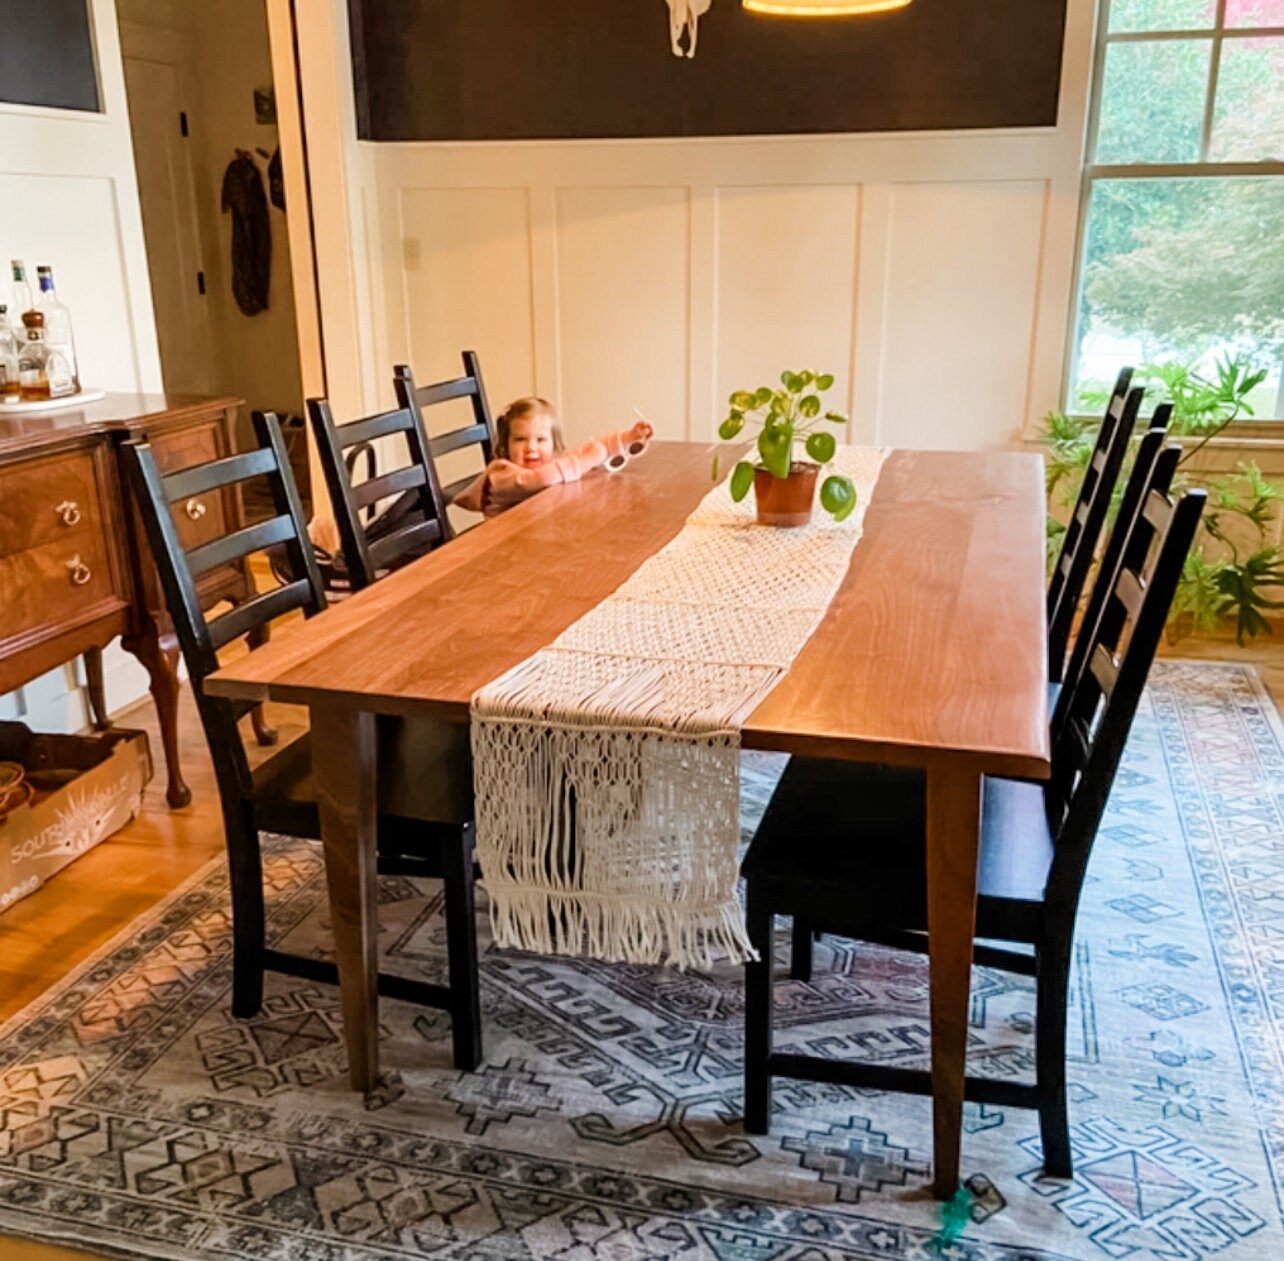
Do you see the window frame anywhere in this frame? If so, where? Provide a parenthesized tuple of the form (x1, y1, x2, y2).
(1065, 0, 1284, 419)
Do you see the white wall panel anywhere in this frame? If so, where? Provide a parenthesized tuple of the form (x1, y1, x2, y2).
(554, 187, 689, 444)
(714, 185, 860, 430)
(399, 187, 536, 414)
(0, 174, 144, 394)
(876, 180, 1048, 451)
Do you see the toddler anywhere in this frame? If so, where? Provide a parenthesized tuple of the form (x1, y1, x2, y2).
(454, 397, 652, 518)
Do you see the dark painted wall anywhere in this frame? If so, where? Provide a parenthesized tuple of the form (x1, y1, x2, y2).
(348, 0, 1067, 142)
(0, 0, 99, 113)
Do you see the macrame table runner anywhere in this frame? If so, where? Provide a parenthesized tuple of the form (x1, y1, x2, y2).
(470, 444, 889, 969)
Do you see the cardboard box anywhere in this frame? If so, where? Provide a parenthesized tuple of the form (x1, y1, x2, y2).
(0, 722, 152, 914)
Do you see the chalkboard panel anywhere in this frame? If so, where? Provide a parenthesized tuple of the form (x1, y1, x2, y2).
(349, 0, 1066, 142)
(0, 0, 100, 113)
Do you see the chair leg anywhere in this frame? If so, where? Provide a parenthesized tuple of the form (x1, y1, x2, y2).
(443, 826, 482, 1071)
(1036, 937, 1073, 1177)
(790, 917, 813, 982)
(225, 811, 266, 1019)
(744, 884, 774, 1135)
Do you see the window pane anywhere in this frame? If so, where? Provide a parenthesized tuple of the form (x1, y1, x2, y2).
(1095, 39, 1212, 163)
(1071, 178, 1284, 416)
(1108, 0, 1215, 31)
(1226, 0, 1284, 27)
(1212, 38, 1284, 159)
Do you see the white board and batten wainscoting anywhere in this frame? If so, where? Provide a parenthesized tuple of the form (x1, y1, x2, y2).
(344, 0, 1096, 459)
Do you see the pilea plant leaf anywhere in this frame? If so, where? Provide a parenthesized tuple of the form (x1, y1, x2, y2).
(816, 372, 835, 390)
(824, 410, 848, 424)
(729, 460, 755, 502)
(820, 474, 857, 522)
(719, 413, 745, 440)
(758, 428, 792, 479)
(729, 390, 757, 410)
(805, 431, 836, 463)
(799, 394, 821, 419)
(755, 386, 773, 406)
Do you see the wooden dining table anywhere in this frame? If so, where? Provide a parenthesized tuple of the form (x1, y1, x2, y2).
(206, 440, 1050, 1198)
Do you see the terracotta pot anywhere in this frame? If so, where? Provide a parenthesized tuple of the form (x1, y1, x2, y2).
(753, 463, 819, 527)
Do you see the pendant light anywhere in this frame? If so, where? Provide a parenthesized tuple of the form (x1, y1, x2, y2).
(742, 0, 911, 14)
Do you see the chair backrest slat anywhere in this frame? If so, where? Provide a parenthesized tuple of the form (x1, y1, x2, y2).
(208, 579, 314, 651)
(367, 519, 443, 570)
(124, 411, 326, 803)
(333, 408, 416, 450)
(188, 514, 296, 579)
(352, 463, 427, 512)
(165, 446, 276, 501)
(430, 422, 493, 459)
(1047, 373, 1141, 682)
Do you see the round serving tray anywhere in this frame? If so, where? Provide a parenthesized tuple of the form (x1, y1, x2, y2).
(0, 388, 106, 416)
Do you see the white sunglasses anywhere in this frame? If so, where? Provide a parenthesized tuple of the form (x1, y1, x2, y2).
(605, 439, 649, 473)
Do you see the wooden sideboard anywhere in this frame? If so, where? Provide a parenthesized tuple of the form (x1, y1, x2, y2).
(0, 393, 267, 808)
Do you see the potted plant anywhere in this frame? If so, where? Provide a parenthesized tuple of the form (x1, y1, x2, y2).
(717, 371, 856, 527)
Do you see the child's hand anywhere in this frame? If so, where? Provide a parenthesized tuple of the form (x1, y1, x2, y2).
(628, 420, 654, 444)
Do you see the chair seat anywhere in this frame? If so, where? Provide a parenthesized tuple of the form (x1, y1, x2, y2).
(252, 717, 474, 859)
(741, 758, 1054, 942)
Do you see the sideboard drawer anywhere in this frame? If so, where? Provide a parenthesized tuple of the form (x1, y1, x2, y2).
(148, 419, 230, 551)
(0, 529, 123, 644)
(0, 450, 102, 558)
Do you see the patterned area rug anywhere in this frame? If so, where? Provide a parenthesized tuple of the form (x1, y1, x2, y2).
(2, 661, 1282, 1260)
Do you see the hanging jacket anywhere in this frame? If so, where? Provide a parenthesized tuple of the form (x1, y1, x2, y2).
(220, 153, 271, 315)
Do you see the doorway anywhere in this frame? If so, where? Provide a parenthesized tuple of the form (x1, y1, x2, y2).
(117, 0, 311, 502)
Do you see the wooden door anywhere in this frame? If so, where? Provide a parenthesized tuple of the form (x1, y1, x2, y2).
(121, 35, 212, 396)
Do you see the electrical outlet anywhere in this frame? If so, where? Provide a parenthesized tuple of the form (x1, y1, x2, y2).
(403, 238, 422, 270)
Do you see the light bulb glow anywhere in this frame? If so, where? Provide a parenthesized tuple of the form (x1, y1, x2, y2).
(743, 0, 911, 14)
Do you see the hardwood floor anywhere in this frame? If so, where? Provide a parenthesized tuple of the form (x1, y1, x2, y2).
(1, 633, 1281, 1260)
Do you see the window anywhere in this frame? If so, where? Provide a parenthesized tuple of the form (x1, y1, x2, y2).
(1068, 0, 1284, 418)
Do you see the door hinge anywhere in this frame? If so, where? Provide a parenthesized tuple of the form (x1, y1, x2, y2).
(196, 270, 206, 295)
(179, 111, 189, 137)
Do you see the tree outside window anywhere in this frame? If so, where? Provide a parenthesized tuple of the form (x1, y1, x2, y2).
(1070, 0, 1284, 418)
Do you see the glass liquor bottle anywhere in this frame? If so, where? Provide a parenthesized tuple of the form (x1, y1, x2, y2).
(10, 261, 31, 333)
(35, 266, 79, 391)
(17, 311, 49, 400)
(0, 305, 18, 400)
(19, 311, 75, 400)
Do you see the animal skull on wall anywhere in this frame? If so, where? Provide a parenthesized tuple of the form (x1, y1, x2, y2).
(666, 0, 713, 57)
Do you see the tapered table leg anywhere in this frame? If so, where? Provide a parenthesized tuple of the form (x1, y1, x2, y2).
(925, 764, 983, 1200)
(312, 702, 380, 1093)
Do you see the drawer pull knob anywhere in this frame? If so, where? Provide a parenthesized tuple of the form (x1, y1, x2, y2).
(56, 500, 81, 527)
(185, 498, 207, 521)
(66, 556, 92, 587)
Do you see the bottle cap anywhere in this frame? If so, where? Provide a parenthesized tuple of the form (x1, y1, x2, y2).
(36, 265, 52, 276)
(22, 310, 45, 330)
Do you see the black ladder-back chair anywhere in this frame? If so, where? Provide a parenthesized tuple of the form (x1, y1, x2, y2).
(741, 457, 1204, 1177)
(1052, 406, 1173, 734)
(123, 411, 482, 1069)
(309, 396, 446, 592)
(1047, 369, 1140, 683)
(394, 351, 497, 542)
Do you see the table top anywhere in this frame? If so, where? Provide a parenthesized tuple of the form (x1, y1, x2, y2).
(207, 442, 1050, 778)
